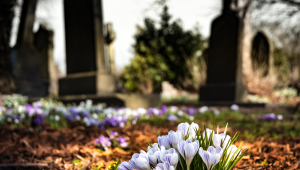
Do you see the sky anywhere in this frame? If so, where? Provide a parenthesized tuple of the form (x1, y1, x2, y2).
(10, 0, 222, 75)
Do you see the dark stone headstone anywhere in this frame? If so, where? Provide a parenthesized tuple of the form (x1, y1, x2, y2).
(34, 25, 58, 96)
(59, 0, 116, 96)
(11, 0, 48, 97)
(199, 0, 252, 102)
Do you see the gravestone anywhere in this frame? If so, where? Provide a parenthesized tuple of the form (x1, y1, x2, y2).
(11, 0, 47, 97)
(251, 31, 274, 77)
(106, 23, 116, 75)
(59, 0, 116, 96)
(34, 25, 58, 96)
(199, 0, 252, 102)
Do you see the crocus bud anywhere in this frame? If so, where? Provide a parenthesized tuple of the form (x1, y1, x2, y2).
(154, 162, 175, 170)
(177, 122, 190, 137)
(147, 147, 161, 166)
(130, 151, 151, 170)
(177, 139, 199, 169)
(188, 122, 199, 140)
(161, 148, 178, 169)
(158, 135, 170, 149)
(168, 130, 182, 150)
(199, 146, 223, 170)
(117, 161, 134, 170)
(213, 133, 231, 149)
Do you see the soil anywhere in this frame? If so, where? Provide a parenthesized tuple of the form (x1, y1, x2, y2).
(0, 123, 299, 170)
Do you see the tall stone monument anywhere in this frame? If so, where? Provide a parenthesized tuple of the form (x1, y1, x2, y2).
(199, 0, 252, 102)
(59, 0, 116, 96)
(11, 0, 48, 97)
(34, 25, 58, 96)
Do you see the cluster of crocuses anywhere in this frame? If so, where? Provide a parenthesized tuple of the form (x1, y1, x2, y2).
(118, 122, 247, 170)
(258, 113, 283, 121)
(94, 130, 129, 151)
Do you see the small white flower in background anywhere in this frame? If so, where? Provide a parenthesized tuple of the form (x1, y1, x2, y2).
(132, 120, 137, 125)
(199, 146, 223, 170)
(92, 113, 98, 119)
(18, 106, 25, 113)
(277, 115, 283, 120)
(55, 115, 60, 121)
(132, 110, 138, 117)
(177, 139, 199, 169)
(137, 107, 147, 115)
(158, 135, 170, 149)
(177, 111, 183, 117)
(107, 113, 112, 118)
(231, 104, 239, 111)
(199, 106, 208, 113)
(189, 116, 194, 121)
(170, 106, 178, 112)
(119, 122, 125, 128)
(75, 115, 81, 120)
(154, 162, 175, 170)
(153, 108, 160, 115)
(14, 119, 20, 124)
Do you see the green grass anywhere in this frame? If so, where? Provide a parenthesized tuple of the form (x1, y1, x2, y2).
(138, 109, 300, 141)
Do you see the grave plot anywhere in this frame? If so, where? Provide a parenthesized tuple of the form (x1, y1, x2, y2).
(0, 98, 300, 169)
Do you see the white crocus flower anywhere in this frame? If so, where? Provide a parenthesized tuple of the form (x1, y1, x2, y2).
(199, 146, 223, 170)
(188, 122, 199, 140)
(117, 161, 133, 170)
(226, 145, 241, 165)
(168, 130, 182, 150)
(129, 151, 151, 170)
(213, 133, 231, 149)
(154, 162, 175, 170)
(177, 139, 199, 170)
(147, 147, 161, 166)
(158, 135, 170, 149)
(159, 146, 179, 169)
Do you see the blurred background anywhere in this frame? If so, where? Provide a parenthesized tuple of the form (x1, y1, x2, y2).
(1, 0, 300, 107)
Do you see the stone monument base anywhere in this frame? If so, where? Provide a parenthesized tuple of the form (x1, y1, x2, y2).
(58, 72, 116, 96)
(199, 83, 247, 102)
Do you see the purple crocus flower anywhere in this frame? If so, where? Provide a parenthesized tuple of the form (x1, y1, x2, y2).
(148, 108, 154, 116)
(187, 108, 197, 115)
(118, 136, 128, 148)
(167, 114, 178, 122)
(33, 116, 43, 126)
(214, 110, 220, 115)
(82, 111, 90, 117)
(110, 131, 118, 139)
(94, 135, 111, 151)
(69, 107, 80, 116)
(161, 105, 168, 114)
